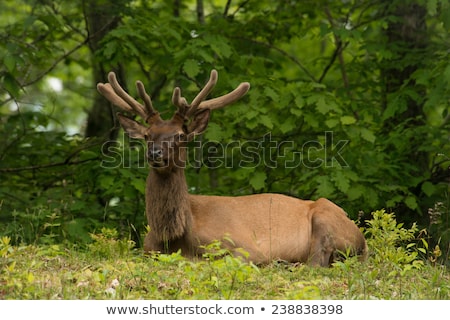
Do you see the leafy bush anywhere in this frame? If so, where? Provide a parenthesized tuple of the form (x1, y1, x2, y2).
(365, 210, 425, 273)
(0, 112, 147, 246)
(333, 209, 448, 299)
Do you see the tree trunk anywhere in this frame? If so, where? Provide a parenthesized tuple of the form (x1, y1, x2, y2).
(381, 0, 428, 220)
(84, 0, 126, 141)
(382, 1, 427, 125)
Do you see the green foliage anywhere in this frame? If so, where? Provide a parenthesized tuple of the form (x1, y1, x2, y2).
(151, 241, 260, 299)
(365, 210, 425, 272)
(331, 209, 449, 299)
(0, 110, 147, 246)
(89, 228, 135, 260)
(1, 0, 450, 258)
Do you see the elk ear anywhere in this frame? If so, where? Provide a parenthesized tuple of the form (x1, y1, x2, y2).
(187, 109, 211, 140)
(117, 114, 147, 139)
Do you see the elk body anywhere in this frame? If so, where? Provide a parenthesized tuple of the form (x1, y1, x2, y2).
(97, 70, 367, 267)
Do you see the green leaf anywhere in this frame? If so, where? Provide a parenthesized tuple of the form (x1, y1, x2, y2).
(312, 95, 338, 114)
(386, 195, 403, 208)
(124, 41, 139, 57)
(383, 95, 407, 120)
(166, 28, 182, 42)
(441, 4, 450, 29)
(294, 95, 304, 109)
(340, 116, 356, 125)
(421, 238, 429, 250)
(443, 64, 450, 84)
(421, 181, 436, 197)
(359, 128, 376, 143)
(405, 196, 418, 210)
(39, 14, 62, 28)
(2, 73, 21, 97)
(23, 15, 37, 29)
(244, 110, 258, 120)
(406, 243, 416, 249)
(205, 34, 233, 58)
(418, 248, 427, 254)
(249, 171, 266, 190)
(198, 51, 215, 63)
(4, 55, 16, 72)
(102, 42, 118, 60)
(347, 185, 364, 201)
(325, 118, 339, 128)
(333, 170, 350, 193)
(183, 59, 200, 78)
(303, 113, 319, 128)
(427, 0, 437, 15)
(365, 191, 379, 208)
(131, 179, 145, 194)
(279, 117, 296, 133)
(259, 115, 273, 129)
(316, 176, 335, 197)
(315, 96, 332, 114)
(204, 122, 232, 141)
(99, 175, 115, 189)
(264, 87, 279, 102)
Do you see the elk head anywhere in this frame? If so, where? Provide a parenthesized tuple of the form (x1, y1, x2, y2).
(97, 70, 250, 173)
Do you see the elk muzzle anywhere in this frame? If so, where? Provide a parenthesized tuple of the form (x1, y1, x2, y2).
(147, 145, 166, 168)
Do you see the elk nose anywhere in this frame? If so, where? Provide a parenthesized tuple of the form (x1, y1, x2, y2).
(148, 148, 163, 161)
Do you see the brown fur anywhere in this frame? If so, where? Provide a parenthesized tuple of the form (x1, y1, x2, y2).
(143, 171, 368, 266)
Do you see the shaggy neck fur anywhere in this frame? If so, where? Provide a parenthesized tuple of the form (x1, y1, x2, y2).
(146, 167, 193, 243)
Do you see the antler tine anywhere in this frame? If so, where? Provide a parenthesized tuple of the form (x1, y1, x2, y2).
(171, 70, 218, 119)
(136, 80, 159, 120)
(196, 81, 250, 112)
(172, 87, 189, 119)
(106, 72, 148, 120)
(186, 69, 218, 117)
(172, 87, 189, 108)
(97, 82, 134, 113)
(171, 69, 250, 119)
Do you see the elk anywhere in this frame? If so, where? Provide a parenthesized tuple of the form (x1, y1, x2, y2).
(97, 70, 367, 267)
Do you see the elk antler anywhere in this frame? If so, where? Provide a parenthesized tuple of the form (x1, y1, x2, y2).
(172, 69, 250, 119)
(97, 72, 161, 123)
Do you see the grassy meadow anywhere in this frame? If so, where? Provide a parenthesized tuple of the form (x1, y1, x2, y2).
(1, 210, 448, 300)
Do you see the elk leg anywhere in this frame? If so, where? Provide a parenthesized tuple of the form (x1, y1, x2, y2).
(143, 231, 164, 253)
(308, 210, 335, 267)
(309, 231, 334, 267)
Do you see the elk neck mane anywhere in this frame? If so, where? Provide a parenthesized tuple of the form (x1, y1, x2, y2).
(146, 167, 193, 243)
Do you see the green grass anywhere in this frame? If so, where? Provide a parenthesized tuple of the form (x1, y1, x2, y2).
(1, 210, 449, 300)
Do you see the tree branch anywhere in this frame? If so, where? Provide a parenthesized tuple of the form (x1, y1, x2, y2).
(0, 135, 103, 173)
(318, 40, 344, 83)
(223, 0, 232, 17)
(231, 0, 251, 17)
(0, 157, 99, 173)
(324, 7, 350, 89)
(0, 37, 89, 106)
(197, 0, 205, 24)
(173, 0, 181, 17)
(1, 8, 119, 106)
(234, 37, 318, 82)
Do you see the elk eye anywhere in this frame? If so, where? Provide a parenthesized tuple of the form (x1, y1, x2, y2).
(174, 133, 185, 142)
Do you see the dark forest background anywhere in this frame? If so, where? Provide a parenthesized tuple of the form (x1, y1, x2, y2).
(1, 0, 449, 261)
